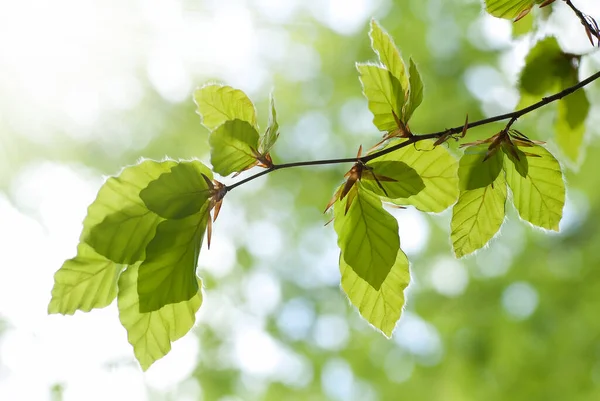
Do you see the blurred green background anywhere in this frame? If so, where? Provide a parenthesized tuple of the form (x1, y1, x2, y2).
(2, 0, 600, 400)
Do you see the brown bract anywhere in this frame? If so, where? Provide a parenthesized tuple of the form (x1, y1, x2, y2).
(201, 174, 228, 249)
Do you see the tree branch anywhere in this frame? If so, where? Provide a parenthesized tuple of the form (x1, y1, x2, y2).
(227, 69, 600, 192)
(563, 0, 600, 45)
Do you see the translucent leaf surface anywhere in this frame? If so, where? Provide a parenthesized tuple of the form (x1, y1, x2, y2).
(118, 265, 202, 371)
(194, 84, 257, 131)
(357, 63, 405, 132)
(141, 161, 213, 220)
(85, 160, 177, 264)
(485, 0, 542, 20)
(404, 58, 424, 123)
(48, 243, 120, 315)
(50, 160, 176, 314)
(137, 210, 208, 313)
(374, 140, 459, 212)
(340, 249, 409, 337)
(504, 144, 565, 231)
(555, 78, 590, 163)
(334, 186, 400, 290)
(451, 147, 507, 258)
(361, 160, 425, 199)
(518, 37, 573, 107)
(209, 119, 260, 176)
(259, 94, 279, 155)
(369, 19, 409, 97)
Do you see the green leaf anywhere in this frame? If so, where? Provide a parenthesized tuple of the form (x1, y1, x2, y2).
(369, 19, 409, 96)
(209, 119, 260, 176)
(118, 264, 202, 371)
(555, 78, 590, 163)
(140, 161, 213, 220)
(404, 58, 424, 123)
(374, 140, 459, 212)
(518, 37, 573, 107)
(334, 185, 400, 290)
(137, 211, 209, 313)
(459, 147, 503, 190)
(485, 0, 543, 20)
(451, 147, 507, 258)
(85, 160, 177, 265)
(48, 243, 120, 315)
(50, 159, 177, 314)
(194, 84, 257, 131)
(357, 63, 406, 132)
(259, 94, 279, 155)
(504, 143, 565, 231)
(340, 249, 410, 338)
(361, 160, 425, 199)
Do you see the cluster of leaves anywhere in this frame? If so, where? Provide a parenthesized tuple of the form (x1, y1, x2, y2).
(49, 0, 595, 370)
(487, 0, 595, 163)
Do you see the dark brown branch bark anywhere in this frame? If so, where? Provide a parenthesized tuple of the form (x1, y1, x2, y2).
(227, 69, 600, 192)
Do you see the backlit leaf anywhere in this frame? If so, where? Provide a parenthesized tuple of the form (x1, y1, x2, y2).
(118, 264, 202, 371)
(504, 143, 565, 230)
(209, 119, 260, 176)
(50, 159, 177, 314)
(555, 77, 590, 163)
(361, 160, 425, 199)
(85, 160, 177, 264)
(194, 84, 257, 131)
(404, 58, 424, 123)
(357, 63, 405, 132)
(48, 243, 120, 315)
(140, 161, 213, 220)
(137, 210, 209, 313)
(485, 0, 543, 20)
(369, 19, 409, 97)
(340, 249, 410, 337)
(259, 94, 279, 155)
(518, 37, 573, 108)
(374, 140, 459, 212)
(334, 185, 400, 290)
(451, 147, 507, 258)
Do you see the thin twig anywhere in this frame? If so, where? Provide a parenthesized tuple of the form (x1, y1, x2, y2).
(563, 0, 600, 45)
(227, 69, 600, 192)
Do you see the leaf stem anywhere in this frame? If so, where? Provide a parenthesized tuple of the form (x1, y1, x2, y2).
(227, 69, 600, 192)
(563, 0, 600, 45)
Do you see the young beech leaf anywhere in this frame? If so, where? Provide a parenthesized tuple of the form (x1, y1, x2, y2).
(194, 84, 257, 131)
(48, 243, 121, 315)
(404, 58, 424, 123)
(373, 140, 459, 212)
(140, 161, 213, 220)
(259, 94, 279, 155)
(340, 248, 410, 338)
(555, 75, 590, 163)
(50, 159, 180, 314)
(118, 264, 202, 371)
(485, 0, 543, 21)
(357, 63, 406, 133)
(209, 119, 260, 176)
(137, 210, 209, 313)
(84, 160, 177, 265)
(451, 147, 507, 258)
(333, 185, 400, 290)
(504, 143, 565, 231)
(518, 37, 573, 108)
(369, 19, 409, 97)
(361, 160, 425, 199)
